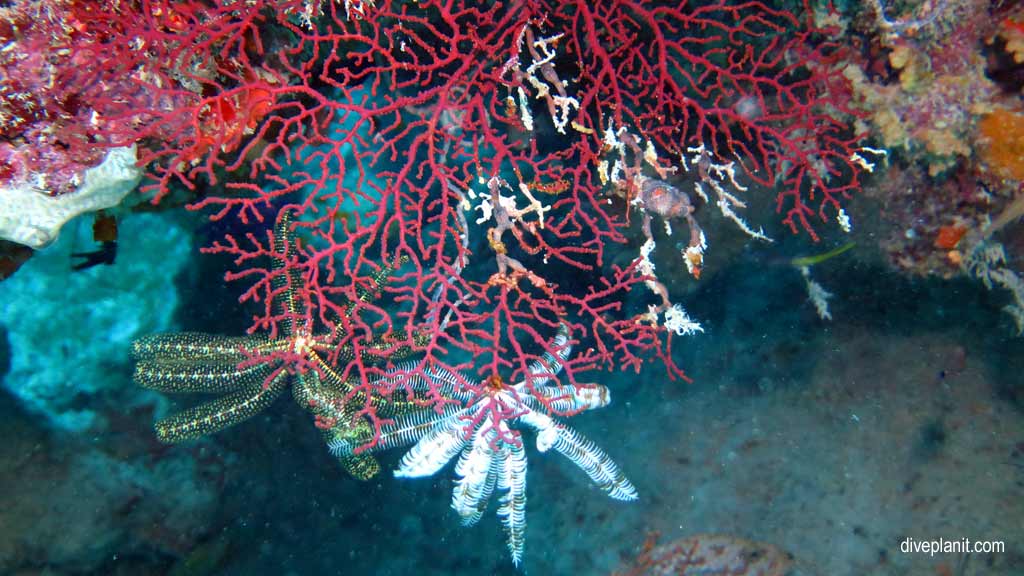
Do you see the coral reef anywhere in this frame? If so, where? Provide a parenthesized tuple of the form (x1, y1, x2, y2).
(1, 3, 1022, 573)
(833, 0, 1024, 331)
(27, 0, 1024, 571)
(0, 0, 171, 276)
(847, 0, 999, 175)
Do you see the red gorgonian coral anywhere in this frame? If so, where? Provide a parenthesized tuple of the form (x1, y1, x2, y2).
(57, 0, 866, 444)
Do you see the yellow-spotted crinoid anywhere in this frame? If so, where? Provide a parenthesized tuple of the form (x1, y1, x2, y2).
(132, 210, 425, 480)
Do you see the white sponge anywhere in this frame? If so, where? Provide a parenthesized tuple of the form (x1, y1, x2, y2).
(0, 145, 141, 248)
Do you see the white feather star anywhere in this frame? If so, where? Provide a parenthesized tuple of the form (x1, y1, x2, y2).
(328, 325, 637, 566)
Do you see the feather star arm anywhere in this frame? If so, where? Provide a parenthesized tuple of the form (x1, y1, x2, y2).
(495, 430, 528, 567)
(522, 410, 638, 501)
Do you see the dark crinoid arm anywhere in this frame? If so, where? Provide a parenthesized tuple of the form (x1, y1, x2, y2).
(132, 332, 274, 394)
(292, 365, 385, 481)
(132, 332, 288, 443)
